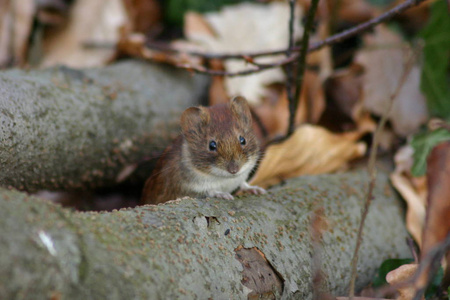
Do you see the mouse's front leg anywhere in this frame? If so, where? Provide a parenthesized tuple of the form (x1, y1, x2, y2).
(206, 190, 234, 200)
(239, 182, 267, 195)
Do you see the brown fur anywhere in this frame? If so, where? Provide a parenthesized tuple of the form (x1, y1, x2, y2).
(141, 97, 260, 205)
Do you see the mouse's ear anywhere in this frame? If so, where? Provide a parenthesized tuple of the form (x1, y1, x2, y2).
(230, 96, 252, 126)
(180, 106, 210, 134)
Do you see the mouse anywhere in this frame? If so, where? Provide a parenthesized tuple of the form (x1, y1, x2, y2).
(141, 96, 266, 205)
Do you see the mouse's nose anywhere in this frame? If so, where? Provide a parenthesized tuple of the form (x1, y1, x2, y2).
(227, 161, 240, 174)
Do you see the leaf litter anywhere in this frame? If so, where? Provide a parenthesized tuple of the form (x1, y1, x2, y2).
(3, 0, 449, 297)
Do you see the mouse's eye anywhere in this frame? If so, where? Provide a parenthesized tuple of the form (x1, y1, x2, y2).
(209, 140, 217, 151)
(239, 136, 246, 146)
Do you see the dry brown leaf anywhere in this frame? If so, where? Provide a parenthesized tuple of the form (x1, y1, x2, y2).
(390, 146, 427, 247)
(249, 125, 367, 188)
(184, 2, 303, 104)
(319, 64, 365, 132)
(324, 65, 364, 121)
(0, 0, 35, 67)
(40, 0, 127, 68)
(184, 11, 217, 40)
(299, 0, 375, 24)
(422, 141, 450, 255)
(415, 141, 450, 290)
(338, 0, 376, 23)
(386, 264, 422, 300)
(355, 25, 428, 136)
(122, 0, 161, 34)
(393, 0, 431, 34)
(35, 0, 72, 26)
(254, 70, 325, 139)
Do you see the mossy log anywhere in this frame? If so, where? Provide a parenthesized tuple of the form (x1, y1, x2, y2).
(0, 169, 410, 299)
(0, 60, 209, 192)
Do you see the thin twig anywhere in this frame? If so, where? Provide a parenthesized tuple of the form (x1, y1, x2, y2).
(145, 0, 426, 75)
(348, 49, 416, 299)
(285, 0, 297, 138)
(287, 0, 319, 136)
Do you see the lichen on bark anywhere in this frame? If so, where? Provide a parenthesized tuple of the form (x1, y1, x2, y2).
(0, 169, 410, 299)
(0, 60, 209, 192)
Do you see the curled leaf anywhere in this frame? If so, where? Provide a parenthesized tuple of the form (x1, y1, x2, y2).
(250, 125, 367, 188)
(390, 146, 427, 247)
(386, 264, 422, 300)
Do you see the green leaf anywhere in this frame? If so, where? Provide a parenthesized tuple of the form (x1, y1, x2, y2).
(425, 267, 444, 299)
(164, 0, 255, 26)
(419, 0, 450, 119)
(366, 0, 396, 7)
(411, 128, 450, 176)
(372, 259, 444, 299)
(372, 258, 414, 288)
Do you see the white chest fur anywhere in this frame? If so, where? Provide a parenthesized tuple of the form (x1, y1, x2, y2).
(186, 164, 253, 194)
(181, 143, 255, 195)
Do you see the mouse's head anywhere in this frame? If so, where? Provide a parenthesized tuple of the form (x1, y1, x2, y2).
(180, 96, 260, 177)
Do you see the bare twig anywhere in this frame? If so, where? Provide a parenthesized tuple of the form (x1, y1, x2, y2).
(285, 0, 297, 137)
(287, 0, 319, 137)
(406, 237, 419, 264)
(348, 50, 416, 299)
(145, 0, 426, 78)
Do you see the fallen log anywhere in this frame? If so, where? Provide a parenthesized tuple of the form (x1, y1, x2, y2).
(0, 60, 209, 192)
(0, 169, 410, 299)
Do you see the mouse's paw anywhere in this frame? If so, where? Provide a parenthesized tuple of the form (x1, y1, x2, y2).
(206, 191, 234, 200)
(239, 182, 267, 195)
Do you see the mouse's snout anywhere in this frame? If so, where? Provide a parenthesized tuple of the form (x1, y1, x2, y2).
(226, 161, 240, 174)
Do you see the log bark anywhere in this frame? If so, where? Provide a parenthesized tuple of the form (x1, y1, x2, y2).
(0, 169, 410, 299)
(0, 61, 209, 192)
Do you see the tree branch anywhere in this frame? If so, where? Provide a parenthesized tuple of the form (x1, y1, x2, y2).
(287, 0, 319, 137)
(152, 0, 427, 77)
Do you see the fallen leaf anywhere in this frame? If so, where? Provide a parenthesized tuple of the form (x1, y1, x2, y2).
(184, 11, 216, 41)
(415, 141, 450, 291)
(355, 25, 428, 136)
(36, 0, 71, 25)
(386, 264, 422, 300)
(122, 0, 161, 34)
(394, 0, 431, 34)
(390, 145, 427, 247)
(0, 0, 35, 67)
(40, 0, 127, 68)
(324, 65, 363, 121)
(184, 2, 304, 104)
(254, 70, 325, 139)
(422, 141, 450, 254)
(411, 128, 450, 177)
(338, 0, 376, 24)
(250, 125, 367, 188)
(319, 64, 364, 132)
(419, 0, 450, 120)
(299, 0, 375, 24)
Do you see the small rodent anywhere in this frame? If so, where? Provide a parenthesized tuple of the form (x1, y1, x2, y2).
(141, 96, 266, 205)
